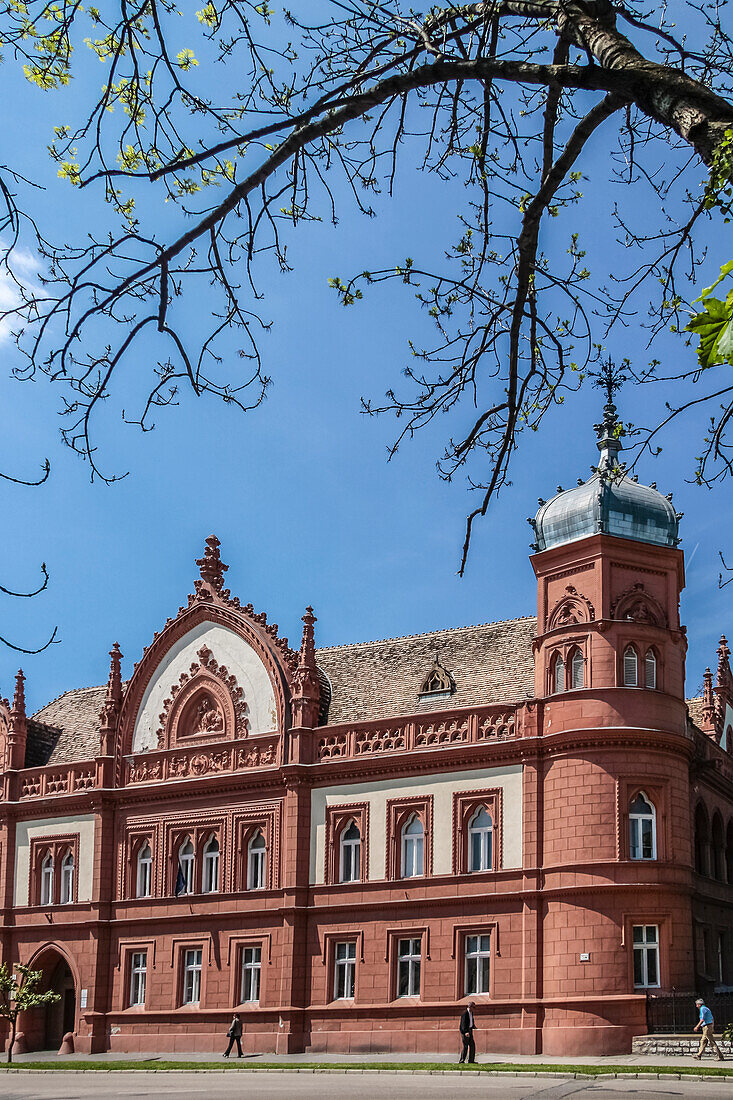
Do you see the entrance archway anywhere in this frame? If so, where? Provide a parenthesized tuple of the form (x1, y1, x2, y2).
(23, 947, 77, 1051)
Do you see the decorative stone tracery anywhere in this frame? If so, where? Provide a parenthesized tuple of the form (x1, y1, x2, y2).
(155, 645, 249, 749)
(547, 585, 595, 630)
(610, 582, 667, 628)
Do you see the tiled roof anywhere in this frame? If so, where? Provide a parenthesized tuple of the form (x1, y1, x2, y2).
(316, 616, 537, 725)
(27, 616, 537, 763)
(687, 696, 705, 730)
(31, 685, 108, 765)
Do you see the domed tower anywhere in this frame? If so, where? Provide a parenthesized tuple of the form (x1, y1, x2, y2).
(530, 391, 687, 735)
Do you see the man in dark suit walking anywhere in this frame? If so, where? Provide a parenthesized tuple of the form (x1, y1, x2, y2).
(459, 1001, 477, 1063)
(223, 1013, 243, 1058)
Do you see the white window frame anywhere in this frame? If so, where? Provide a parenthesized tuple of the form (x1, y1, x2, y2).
(247, 831, 266, 890)
(129, 950, 147, 1007)
(397, 937, 421, 998)
(182, 948, 203, 1005)
(645, 649, 657, 689)
(464, 933, 491, 996)
(179, 838, 195, 895)
(333, 941, 357, 1000)
(629, 793, 657, 860)
(60, 851, 74, 905)
(623, 646, 638, 687)
(339, 821, 361, 883)
(202, 836, 220, 894)
(40, 853, 54, 906)
(467, 807, 493, 873)
(401, 815, 424, 879)
(632, 925, 660, 988)
(137, 843, 152, 898)
(240, 945, 262, 1004)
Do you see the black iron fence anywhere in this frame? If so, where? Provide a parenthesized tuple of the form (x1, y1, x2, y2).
(647, 991, 733, 1034)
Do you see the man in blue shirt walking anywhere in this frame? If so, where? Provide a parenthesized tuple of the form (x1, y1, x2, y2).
(693, 998, 725, 1060)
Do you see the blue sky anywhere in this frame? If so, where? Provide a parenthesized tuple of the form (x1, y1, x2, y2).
(0, 16, 728, 712)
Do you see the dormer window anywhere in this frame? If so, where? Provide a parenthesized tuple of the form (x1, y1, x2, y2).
(419, 657, 454, 699)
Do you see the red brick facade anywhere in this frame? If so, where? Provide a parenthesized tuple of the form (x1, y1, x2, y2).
(0, 522, 731, 1058)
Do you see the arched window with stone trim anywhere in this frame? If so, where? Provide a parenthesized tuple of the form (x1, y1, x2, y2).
(629, 792, 656, 860)
(401, 814, 424, 878)
(247, 830, 267, 890)
(694, 804, 710, 876)
(570, 647, 584, 690)
(726, 820, 733, 884)
(178, 837, 195, 895)
(202, 835, 220, 893)
(623, 645, 638, 687)
(467, 806, 493, 872)
(645, 648, 657, 690)
(552, 652, 565, 694)
(60, 850, 75, 905)
(711, 813, 724, 881)
(339, 820, 361, 883)
(40, 851, 54, 906)
(136, 841, 153, 898)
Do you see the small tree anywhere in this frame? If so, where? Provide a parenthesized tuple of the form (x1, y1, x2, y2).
(0, 962, 61, 1064)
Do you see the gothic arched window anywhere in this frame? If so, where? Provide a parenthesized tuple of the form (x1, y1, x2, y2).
(339, 820, 361, 883)
(401, 815, 424, 878)
(468, 806, 493, 872)
(629, 793, 656, 860)
(202, 835, 220, 893)
(178, 837, 195, 895)
(553, 653, 565, 694)
(623, 646, 638, 687)
(645, 649, 657, 689)
(40, 852, 54, 906)
(60, 850, 75, 905)
(570, 648, 584, 690)
(137, 842, 152, 898)
(247, 830, 267, 890)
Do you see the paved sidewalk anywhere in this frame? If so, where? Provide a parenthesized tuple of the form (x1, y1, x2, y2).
(6, 1046, 732, 1068)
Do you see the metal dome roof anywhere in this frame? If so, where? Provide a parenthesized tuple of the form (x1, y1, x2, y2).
(531, 400, 680, 553)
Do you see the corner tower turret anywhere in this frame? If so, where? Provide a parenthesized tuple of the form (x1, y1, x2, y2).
(530, 388, 687, 735)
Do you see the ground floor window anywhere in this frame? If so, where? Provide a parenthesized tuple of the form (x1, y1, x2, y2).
(129, 951, 147, 1007)
(465, 934, 491, 995)
(240, 946, 261, 1004)
(334, 941, 356, 1000)
(633, 925, 659, 988)
(397, 938, 421, 998)
(182, 948, 202, 1005)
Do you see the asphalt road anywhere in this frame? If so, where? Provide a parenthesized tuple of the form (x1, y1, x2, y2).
(0, 1073, 730, 1100)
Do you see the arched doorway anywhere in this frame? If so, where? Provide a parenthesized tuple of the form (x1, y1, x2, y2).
(45, 958, 76, 1050)
(23, 947, 77, 1051)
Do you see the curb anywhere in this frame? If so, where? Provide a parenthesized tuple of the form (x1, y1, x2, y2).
(1, 1066, 732, 1080)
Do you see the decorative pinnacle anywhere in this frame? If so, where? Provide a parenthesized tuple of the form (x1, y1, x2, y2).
(196, 534, 229, 595)
(11, 669, 26, 722)
(106, 643, 123, 707)
(717, 635, 730, 686)
(298, 606, 317, 669)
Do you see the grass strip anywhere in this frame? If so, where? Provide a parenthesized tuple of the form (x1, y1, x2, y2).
(1, 1061, 732, 1076)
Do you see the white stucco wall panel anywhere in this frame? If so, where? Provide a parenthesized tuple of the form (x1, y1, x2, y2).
(310, 764, 523, 883)
(14, 814, 96, 906)
(131, 621, 278, 752)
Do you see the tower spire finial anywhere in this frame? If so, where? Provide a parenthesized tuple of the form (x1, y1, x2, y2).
(100, 643, 124, 754)
(291, 606, 320, 728)
(195, 534, 229, 597)
(591, 357, 627, 473)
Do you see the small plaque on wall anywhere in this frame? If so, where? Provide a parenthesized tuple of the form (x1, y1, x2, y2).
(579, 953, 590, 963)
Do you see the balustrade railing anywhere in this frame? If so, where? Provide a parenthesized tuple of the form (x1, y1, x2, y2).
(316, 705, 519, 762)
(125, 733, 279, 785)
(19, 761, 98, 799)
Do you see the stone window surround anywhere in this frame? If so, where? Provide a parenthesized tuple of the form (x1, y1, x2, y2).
(617, 777, 668, 863)
(226, 933, 272, 1009)
(386, 795, 434, 880)
(29, 834, 80, 907)
(452, 788, 503, 875)
(117, 938, 157, 1012)
(324, 802, 369, 886)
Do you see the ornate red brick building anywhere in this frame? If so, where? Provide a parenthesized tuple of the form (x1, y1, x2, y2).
(1, 400, 732, 1057)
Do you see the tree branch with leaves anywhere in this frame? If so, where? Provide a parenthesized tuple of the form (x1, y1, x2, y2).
(0, 962, 60, 1063)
